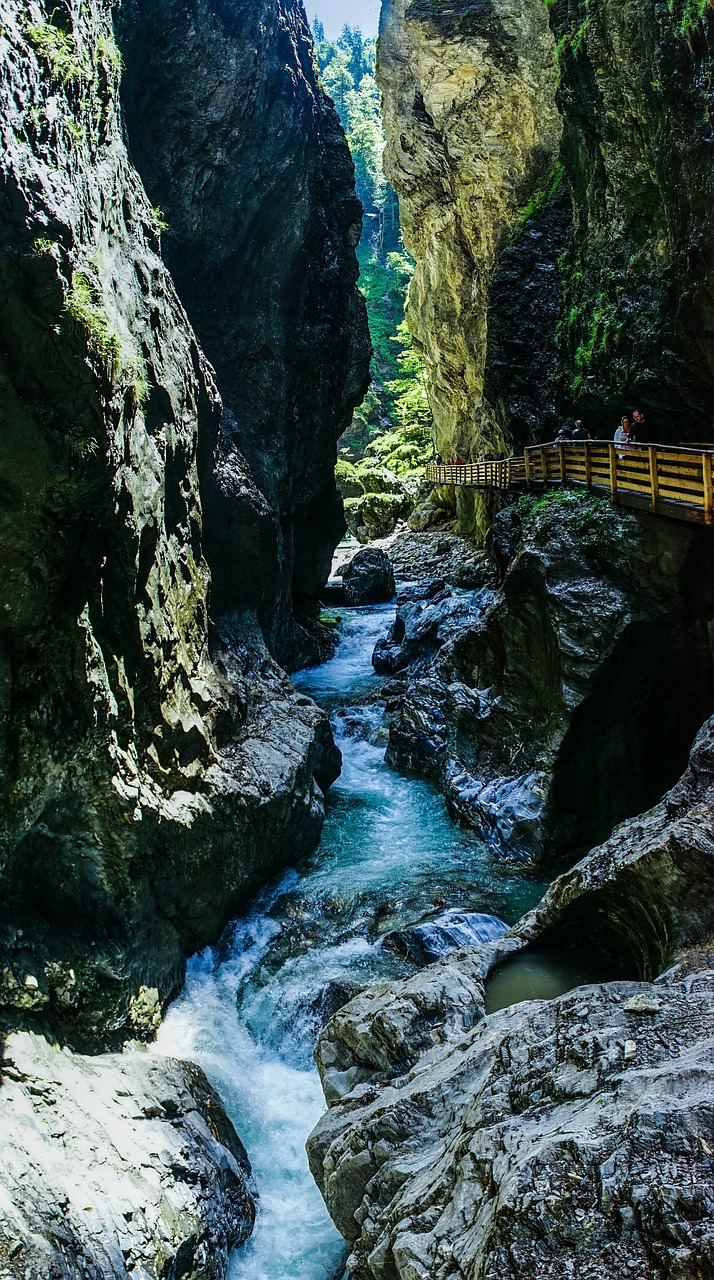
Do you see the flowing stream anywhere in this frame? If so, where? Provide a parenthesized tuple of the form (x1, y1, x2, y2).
(155, 604, 548, 1280)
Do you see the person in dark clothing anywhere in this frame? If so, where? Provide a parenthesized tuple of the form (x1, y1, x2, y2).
(555, 425, 573, 442)
(631, 408, 646, 438)
(435, 453, 443, 465)
(572, 419, 591, 440)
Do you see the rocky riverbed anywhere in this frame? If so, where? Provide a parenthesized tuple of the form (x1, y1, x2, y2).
(308, 707, 714, 1280)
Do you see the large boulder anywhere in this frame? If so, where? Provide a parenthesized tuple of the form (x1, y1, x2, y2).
(342, 548, 396, 606)
(0, 1032, 254, 1278)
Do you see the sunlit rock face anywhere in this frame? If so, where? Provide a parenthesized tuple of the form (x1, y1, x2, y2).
(378, 0, 562, 531)
(0, 0, 339, 1049)
(308, 715, 714, 1280)
(553, 0, 714, 438)
(118, 0, 371, 668)
(0, 1032, 254, 1279)
(380, 0, 714, 476)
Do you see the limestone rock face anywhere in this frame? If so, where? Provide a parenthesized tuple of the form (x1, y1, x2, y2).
(0, 1032, 254, 1278)
(0, 0, 339, 1048)
(377, 0, 562, 531)
(307, 716, 714, 1280)
(118, 0, 372, 669)
(378, 497, 714, 864)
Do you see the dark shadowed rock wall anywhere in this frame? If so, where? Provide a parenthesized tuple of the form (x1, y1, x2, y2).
(554, 0, 714, 438)
(0, 0, 340, 1050)
(378, 501, 714, 866)
(118, 0, 372, 668)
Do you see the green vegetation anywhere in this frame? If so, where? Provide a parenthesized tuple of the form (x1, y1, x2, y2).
(666, 0, 710, 32)
(64, 266, 149, 405)
(515, 490, 638, 573)
(25, 18, 88, 83)
(65, 425, 100, 463)
(151, 207, 169, 233)
(312, 21, 433, 472)
(95, 32, 122, 75)
(509, 165, 565, 242)
(31, 236, 55, 256)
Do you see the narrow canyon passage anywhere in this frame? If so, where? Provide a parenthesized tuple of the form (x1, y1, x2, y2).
(153, 604, 548, 1279)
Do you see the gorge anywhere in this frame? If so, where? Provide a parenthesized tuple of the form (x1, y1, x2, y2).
(1, 0, 713, 1277)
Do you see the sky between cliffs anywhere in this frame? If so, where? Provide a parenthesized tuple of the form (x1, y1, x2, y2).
(310, 0, 379, 38)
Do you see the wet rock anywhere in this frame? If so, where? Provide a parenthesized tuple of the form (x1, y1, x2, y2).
(384, 910, 509, 966)
(384, 496, 714, 864)
(304, 979, 365, 1029)
(307, 714, 714, 1278)
(342, 549, 396, 606)
(0, 1032, 254, 1279)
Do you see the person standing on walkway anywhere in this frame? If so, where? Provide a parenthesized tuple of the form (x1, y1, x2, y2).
(614, 416, 633, 444)
(631, 408, 646, 439)
(572, 420, 591, 440)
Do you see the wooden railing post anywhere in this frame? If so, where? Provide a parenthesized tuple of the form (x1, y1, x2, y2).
(524, 450, 532, 489)
(703, 452, 713, 525)
(540, 446, 548, 483)
(558, 441, 566, 485)
(648, 446, 659, 513)
(608, 443, 618, 502)
(584, 442, 592, 490)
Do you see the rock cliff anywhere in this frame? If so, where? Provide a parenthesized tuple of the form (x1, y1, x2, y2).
(377, 0, 563, 533)
(118, 0, 371, 668)
(554, 0, 714, 437)
(308, 714, 714, 1280)
(0, 0, 340, 1052)
(378, 0, 714, 506)
(376, 499, 714, 865)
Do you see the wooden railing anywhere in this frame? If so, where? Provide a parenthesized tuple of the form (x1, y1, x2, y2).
(426, 441, 714, 526)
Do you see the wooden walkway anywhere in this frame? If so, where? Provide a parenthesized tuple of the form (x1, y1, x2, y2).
(426, 441, 714, 526)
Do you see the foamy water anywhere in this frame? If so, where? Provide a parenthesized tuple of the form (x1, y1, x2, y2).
(155, 606, 546, 1278)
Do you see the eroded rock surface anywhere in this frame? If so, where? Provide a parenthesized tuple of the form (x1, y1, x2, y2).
(0, 1032, 254, 1279)
(118, 0, 371, 668)
(308, 716, 714, 1279)
(380, 495, 714, 863)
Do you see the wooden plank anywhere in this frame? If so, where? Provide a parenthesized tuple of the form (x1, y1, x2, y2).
(540, 446, 548, 481)
(703, 452, 713, 524)
(609, 443, 618, 500)
(648, 446, 659, 512)
(524, 451, 532, 489)
(558, 441, 567, 483)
